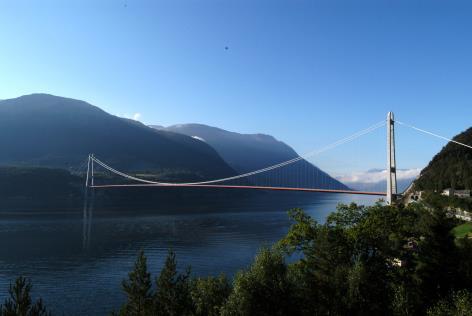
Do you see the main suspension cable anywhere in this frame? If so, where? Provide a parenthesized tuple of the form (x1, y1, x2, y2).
(396, 120, 472, 150)
(91, 120, 386, 186)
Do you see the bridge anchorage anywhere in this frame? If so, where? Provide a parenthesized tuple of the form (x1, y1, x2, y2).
(82, 112, 471, 203)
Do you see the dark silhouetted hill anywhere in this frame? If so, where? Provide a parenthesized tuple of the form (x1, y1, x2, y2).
(160, 123, 348, 190)
(0, 94, 236, 182)
(414, 127, 472, 191)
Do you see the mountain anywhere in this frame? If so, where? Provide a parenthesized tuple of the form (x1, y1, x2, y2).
(158, 123, 348, 190)
(0, 94, 236, 181)
(414, 127, 472, 191)
(149, 124, 165, 130)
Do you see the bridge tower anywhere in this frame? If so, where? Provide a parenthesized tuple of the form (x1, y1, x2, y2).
(85, 154, 95, 188)
(83, 154, 95, 249)
(386, 112, 397, 204)
(84, 154, 95, 207)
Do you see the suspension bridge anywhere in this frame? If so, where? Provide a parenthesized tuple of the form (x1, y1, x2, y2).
(83, 112, 472, 205)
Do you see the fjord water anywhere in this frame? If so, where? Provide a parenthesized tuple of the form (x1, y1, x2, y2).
(0, 192, 378, 315)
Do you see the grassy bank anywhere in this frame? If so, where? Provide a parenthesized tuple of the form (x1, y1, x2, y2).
(453, 222, 472, 238)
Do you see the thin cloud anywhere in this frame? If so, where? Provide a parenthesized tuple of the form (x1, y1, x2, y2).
(337, 168, 421, 184)
(122, 112, 142, 121)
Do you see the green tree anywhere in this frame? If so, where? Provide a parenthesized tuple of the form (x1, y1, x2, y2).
(153, 250, 193, 316)
(278, 207, 352, 315)
(278, 204, 430, 315)
(190, 274, 231, 316)
(112, 200, 472, 316)
(456, 237, 472, 289)
(221, 248, 299, 316)
(0, 277, 49, 316)
(118, 250, 153, 316)
(427, 290, 472, 316)
(412, 208, 461, 311)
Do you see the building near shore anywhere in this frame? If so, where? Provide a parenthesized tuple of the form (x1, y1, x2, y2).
(442, 188, 471, 198)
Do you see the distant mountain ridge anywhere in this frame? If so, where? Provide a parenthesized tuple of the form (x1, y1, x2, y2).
(156, 123, 348, 190)
(0, 94, 236, 182)
(164, 124, 298, 172)
(338, 168, 419, 193)
(414, 127, 472, 191)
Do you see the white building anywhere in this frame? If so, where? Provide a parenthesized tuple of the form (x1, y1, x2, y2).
(441, 188, 471, 198)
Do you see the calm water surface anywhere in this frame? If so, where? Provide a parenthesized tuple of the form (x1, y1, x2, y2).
(0, 192, 379, 315)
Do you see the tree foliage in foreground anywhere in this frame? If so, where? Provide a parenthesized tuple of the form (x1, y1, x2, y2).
(277, 202, 472, 315)
(191, 275, 231, 316)
(115, 250, 194, 316)
(220, 248, 298, 316)
(118, 250, 153, 316)
(0, 277, 49, 316)
(427, 290, 472, 316)
(113, 201, 472, 315)
(153, 250, 193, 316)
(4, 201, 472, 315)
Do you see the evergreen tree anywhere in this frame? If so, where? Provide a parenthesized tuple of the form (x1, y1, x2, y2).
(0, 277, 49, 316)
(118, 250, 153, 316)
(153, 250, 193, 316)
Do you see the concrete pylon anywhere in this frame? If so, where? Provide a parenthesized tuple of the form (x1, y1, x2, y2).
(386, 112, 397, 204)
(90, 154, 94, 187)
(85, 154, 91, 188)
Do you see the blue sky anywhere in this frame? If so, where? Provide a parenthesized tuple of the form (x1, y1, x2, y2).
(1, 0, 471, 177)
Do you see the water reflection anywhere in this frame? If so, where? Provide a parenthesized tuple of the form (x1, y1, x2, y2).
(82, 190, 94, 250)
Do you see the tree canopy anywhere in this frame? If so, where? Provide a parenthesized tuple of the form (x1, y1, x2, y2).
(4, 200, 472, 315)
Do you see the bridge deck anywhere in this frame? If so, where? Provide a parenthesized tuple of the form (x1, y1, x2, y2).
(90, 184, 386, 196)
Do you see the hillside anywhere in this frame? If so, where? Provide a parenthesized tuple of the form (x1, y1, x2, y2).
(0, 167, 82, 199)
(159, 123, 348, 190)
(0, 94, 236, 182)
(414, 127, 472, 190)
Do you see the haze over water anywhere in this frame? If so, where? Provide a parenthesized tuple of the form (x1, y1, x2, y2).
(0, 192, 377, 315)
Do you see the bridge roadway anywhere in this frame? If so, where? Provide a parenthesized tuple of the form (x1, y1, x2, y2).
(90, 184, 387, 196)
